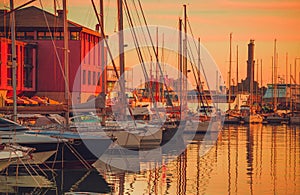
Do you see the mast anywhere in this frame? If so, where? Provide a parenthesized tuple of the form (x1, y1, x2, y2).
(285, 53, 288, 112)
(63, 0, 69, 127)
(156, 27, 159, 103)
(197, 37, 201, 108)
(118, 0, 125, 119)
(236, 45, 239, 109)
(10, 0, 17, 122)
(256, 58, 258, 107)
(178, 18, 182, 109)
(260, 59, 263, 107)
(273, 39, 277, 111)
(249, 40, 254, 114)
(228, 33, 232, 110)
(236, 45, 239, 94)
(183, 4, 187, 109)
(290, 62, 292, 112)
(271, 56, 274, 109)
(162, 33, 164, 103)
(100, 0, 106, 94)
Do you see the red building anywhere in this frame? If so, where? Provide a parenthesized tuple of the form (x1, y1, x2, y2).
(0, 37, 36, 99)
(0, 6, 106, 104)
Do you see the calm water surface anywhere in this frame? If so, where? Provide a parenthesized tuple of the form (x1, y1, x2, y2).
(0, 124, 299, 194)
(99, 124, 299, 195)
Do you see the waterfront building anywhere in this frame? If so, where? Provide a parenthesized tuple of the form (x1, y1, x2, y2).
(0, 6, 106, 104)
(263, 83, 300, 110)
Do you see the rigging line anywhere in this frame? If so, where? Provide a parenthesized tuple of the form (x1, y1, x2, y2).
(123, 1, 148, 80)
(186, 38, 210, 112)
(65, 141, 92, 169)
(186, 18, 214, 108)
(124, 0, 163, 122)
(187, 50, 207, 116)
(15, 152, 42, 188)
(186, 19, 209, 87)
(131, 0, 153, 61)
(39, 0, 69, 96)
(137, 0, 173, 108)
(90, 0, 136, 124)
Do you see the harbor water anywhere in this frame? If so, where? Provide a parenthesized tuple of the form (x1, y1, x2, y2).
(1, 124, 299, 194)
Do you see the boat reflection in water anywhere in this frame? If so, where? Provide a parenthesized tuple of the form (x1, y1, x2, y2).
(0, 169, 111, 194)
(0, 124, 298, 194)
(95, 124, 299, 195)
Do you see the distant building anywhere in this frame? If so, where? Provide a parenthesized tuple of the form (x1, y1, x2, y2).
(263, 83, 300, 110)
(0, 6, 106, 104)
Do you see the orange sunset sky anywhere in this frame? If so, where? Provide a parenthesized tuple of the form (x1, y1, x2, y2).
(4, 0, 300, 87)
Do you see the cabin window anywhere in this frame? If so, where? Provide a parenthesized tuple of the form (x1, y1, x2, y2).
(37, 32, 52, 40)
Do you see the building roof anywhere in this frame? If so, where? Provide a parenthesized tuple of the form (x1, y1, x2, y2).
(0, 6, 100, 36)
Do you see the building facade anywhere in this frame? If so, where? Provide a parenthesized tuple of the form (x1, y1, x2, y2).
(0, 6, 107, 104)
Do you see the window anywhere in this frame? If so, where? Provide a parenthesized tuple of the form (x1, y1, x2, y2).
(16, 32, 25, 40)
(7, 44, 12, 61)
(7, 66, 12, 86)
(70, 32, 79, 40)
(25, 32, 34, 40)
(82, 70, 86, 85)
(93, 71, 96, 85)
(97, 72, 100, 86)
(53, 32, 62, 40)
(88, 71, 91, 85)
(16, 32, 34, 40)
(37, 31, 52, 40)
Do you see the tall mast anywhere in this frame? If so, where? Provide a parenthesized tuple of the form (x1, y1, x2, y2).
(156, 27, 159, 103)
(256, 58, 258, 106)
(236, 45, 239, 95)
(236, 45, 239, 109)
(285, 53, 288, 112)
(63, 0, 69, 127)
(100, 0, 106, 94)
(273, 39, 277, 111)
(183, 4, 187, 108)
(271, 56, 274, 109)
(197, 37, 202, 109)
(197, 37, 201, 105)
(10, 0, 17, 122)
(290, 62, 292, 112)
(260, 59, 263, 106)
(162, 33, 164, 102)
(228, 33, 232, 110)
(118, 0, 125, 119)
(249, 40, 254, 114)
(178, 18, 182, 108)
